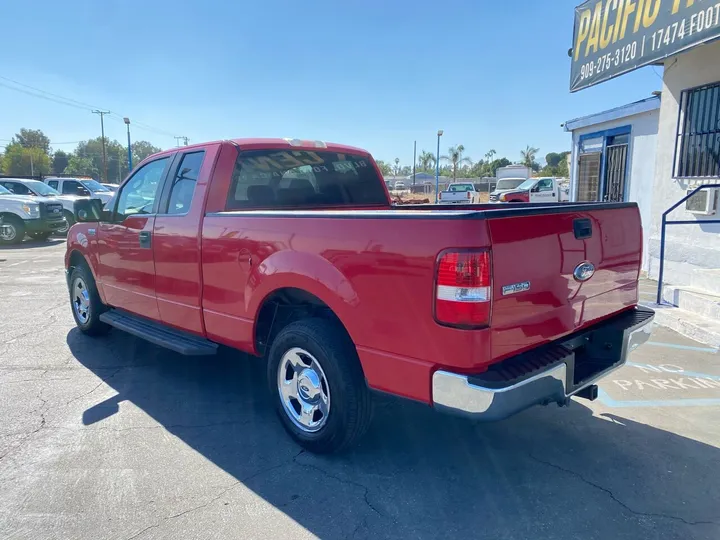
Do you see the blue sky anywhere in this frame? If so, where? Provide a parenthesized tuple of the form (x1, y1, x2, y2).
(1, 0, 661, 166)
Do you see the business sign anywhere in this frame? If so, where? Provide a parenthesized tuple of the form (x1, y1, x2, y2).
(570, 0, 720, 91)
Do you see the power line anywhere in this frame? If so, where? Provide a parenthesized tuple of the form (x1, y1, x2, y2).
(0, 76, 182, 140)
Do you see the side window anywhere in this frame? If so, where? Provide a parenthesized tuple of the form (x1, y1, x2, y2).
(116, 158, 170, 218)
(537, 179, 553, 191)
(48, 180, 59, 190)
(63, 180, 89, 195)
(4, 182, 30, 195)
(166, 151, 205, 215)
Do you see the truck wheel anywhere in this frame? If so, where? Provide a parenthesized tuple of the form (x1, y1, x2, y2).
(268, 318, 373, 454)
(57, 211, 74, 236)
(0, 216, 25, 245)
(28, 232, 52, 241)
(68, 264, 110, 336)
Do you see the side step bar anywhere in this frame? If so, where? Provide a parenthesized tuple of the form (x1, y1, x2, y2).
(100, 309, 218, 356)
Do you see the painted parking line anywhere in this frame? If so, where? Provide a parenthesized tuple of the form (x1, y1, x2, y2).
(597, 388, 720, 408)
(645, 341, 718, 354)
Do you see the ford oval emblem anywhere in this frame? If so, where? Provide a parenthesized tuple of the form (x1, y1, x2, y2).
(573, 262, 595, 282)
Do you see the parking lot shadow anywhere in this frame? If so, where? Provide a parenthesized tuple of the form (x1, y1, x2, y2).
(66, 328, 720, 538)
(0, 238, 65, 250)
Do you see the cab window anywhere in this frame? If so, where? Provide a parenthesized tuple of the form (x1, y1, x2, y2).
(165, 151, 205, 215)
(47, 180, 59, 190)
(63, 180, 90, 196)
(536, 179, 553, 191)
(2, 182, 30, 195)
(115, 158, 170, 218)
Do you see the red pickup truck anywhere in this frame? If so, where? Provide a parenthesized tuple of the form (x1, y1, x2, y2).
(66, 138, 654, 453)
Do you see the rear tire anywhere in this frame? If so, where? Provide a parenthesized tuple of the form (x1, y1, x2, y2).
(0, 216, 25, 245)
(68, 264, 110, 336)
(268, 318, 373, 454)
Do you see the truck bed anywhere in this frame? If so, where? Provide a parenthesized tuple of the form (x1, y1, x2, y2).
(202, 201, 641, 403)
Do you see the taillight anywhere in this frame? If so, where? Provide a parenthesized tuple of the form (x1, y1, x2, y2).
(439, 192, 443, 200)
(435, 250, 491, 328)
(467, 191, 471, 200)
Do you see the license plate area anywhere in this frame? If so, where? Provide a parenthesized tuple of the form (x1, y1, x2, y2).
(562, 327, 624, 390)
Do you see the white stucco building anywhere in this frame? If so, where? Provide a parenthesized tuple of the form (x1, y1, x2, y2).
(566, 35, 720, 344)
(565, 96, 660, 271)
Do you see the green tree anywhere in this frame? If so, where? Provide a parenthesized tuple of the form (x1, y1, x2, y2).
(539, 151, 570, 177)
(13, 128, 51, 154)
(442, 145, 472, 180)
(375, 160, 392, 176)
(73, 137, 128, 181)
(64, 155, 100, 177)
(132, 140, 162, 164)
(1, 144, 51, 175)
(418, 150, 436, 172)
(52, 151, 70, 174)
(520, 145, 540, 170)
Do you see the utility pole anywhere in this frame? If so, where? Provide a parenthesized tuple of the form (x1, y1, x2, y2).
(174, 136, 189, 147)
(92, 110, 110, 182)
(412, 141, 417, 186)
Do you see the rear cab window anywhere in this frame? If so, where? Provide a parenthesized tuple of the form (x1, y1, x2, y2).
(226, 149, 388, 209)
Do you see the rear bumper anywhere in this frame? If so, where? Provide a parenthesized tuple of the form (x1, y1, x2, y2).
(432, 307, 654, 421)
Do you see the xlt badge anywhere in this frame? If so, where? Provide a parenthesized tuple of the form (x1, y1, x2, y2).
(502, 281, 530, 296)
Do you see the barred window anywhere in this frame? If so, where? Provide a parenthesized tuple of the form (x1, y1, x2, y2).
(674, 82, 720, 179)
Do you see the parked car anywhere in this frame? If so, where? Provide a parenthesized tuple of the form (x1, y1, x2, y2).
(66, 138, 653, 453)
(0, 184, 66, 244)
(394, 181, 406, 190)
(438, 182, 482, 204)
(43, 177, 114, 205)
(492, 177, 570, 203)
(0, 178, 88, 234)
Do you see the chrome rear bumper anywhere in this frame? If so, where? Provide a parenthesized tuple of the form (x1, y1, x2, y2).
(432, 307, 654, 421)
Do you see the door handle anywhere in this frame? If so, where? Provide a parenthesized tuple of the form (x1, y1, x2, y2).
(139, 231, 152, 249)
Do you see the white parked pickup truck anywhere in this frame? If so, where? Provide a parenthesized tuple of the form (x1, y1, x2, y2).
(0, 178, 89, 234)
(491, 177, 570, 204)
(0, 185, 66, 244)
(438, 182, 482, 204)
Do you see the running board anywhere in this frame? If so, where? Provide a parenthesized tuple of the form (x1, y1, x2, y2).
(99, 309, 218, 356)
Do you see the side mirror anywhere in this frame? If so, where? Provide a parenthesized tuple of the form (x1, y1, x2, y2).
(74, 198, 111, 222)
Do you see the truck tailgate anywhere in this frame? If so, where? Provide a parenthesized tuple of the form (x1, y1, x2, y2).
(487, 205, 641, 361)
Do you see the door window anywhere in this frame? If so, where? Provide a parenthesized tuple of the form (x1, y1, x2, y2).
(63, 180, 89, 196)
(2, 182, 30, 195)
(165, 151, 205, 214)
(47, 180, 59, 190)
(115, 158, 170, 219)
(536, 179, 553, 192)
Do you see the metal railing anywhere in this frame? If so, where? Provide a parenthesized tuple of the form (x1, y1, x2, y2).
(657, 183, 720, 304)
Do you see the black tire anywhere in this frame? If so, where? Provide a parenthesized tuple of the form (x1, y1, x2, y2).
(0, 216, 25, 245)
(28, 232, 52, 241)
(68, 264, 110, 336)
(267, 318, 373, 454)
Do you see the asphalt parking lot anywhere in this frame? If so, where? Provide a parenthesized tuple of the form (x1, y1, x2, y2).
(1, 241, 719, 540)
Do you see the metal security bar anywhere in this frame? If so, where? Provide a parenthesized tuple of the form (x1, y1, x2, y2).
(657, 184, 720, 304)
(674, 82, 720, 179)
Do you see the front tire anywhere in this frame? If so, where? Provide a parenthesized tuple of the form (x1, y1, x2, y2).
(57, 211, 74, 236)
(0, 216, 25, 245)
(68, 264, 110, 336)
(268, 318, 373, 454)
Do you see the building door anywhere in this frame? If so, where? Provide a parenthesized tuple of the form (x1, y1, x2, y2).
(576, 153, 601, 202)
(603, 142, 628, 202)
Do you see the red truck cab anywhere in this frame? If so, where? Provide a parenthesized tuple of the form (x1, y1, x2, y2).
(66, 138, 653, 453)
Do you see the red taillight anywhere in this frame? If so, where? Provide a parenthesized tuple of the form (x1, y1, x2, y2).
(467, 191, 471, 199)
(435, 250, 491, 327)
(439, 192, 443, 200)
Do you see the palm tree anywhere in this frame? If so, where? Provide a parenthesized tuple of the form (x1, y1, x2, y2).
(418, 150, 435, 172)
(442, 145, 472, 181)
(484, 149, 496, 163)
(393, 158, 401, 177)
(520, 145, 540, 169)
